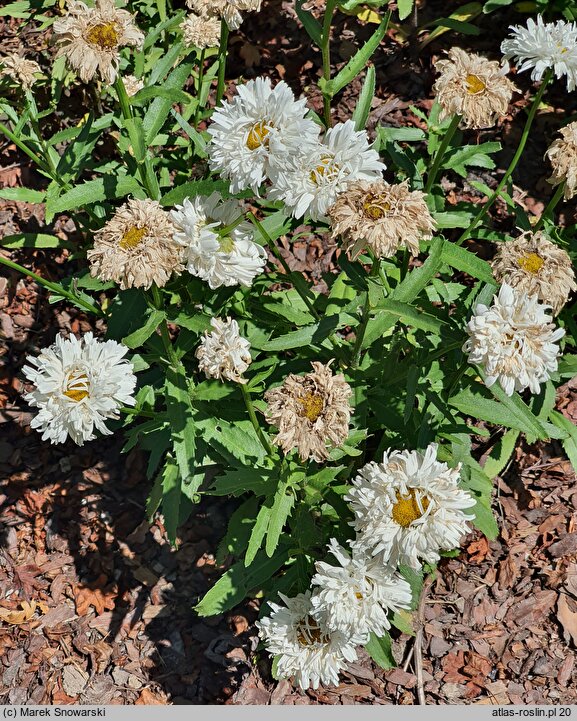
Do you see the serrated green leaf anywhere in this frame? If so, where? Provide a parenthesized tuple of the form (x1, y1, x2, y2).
(160, 455, 181, 544)
(47, 175, 144, 216)
(160, 179, 232, 207)
(397, 0, 413, 20)
(440, 240, 496, 284)
(265, 487, 295, 557)
(0, 187, 45, 203)
(165, 364, 196, 483)
(482, 429, 519, 479)
(364, 632, 396, 670)
(143, 60, 193, 145)
(295, 0, 322, 45)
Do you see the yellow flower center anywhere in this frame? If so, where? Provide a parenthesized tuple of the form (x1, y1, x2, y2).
(297, 392, 324, 422)
(246, 121, 271, 151)
(86, 22, 119, 50)
(64, 372, 89, 402)
(296, 616, 328, 646)
(465, 73, 486, 95)
(517, 252, 544, 275)
(309, 154, 339, 185)
(391, 488, 430, 528)
(218, 235, 235, 253)
(355, 591, 363, 600)
(362, 193, 391, 220)
(119, 225, 148, 250)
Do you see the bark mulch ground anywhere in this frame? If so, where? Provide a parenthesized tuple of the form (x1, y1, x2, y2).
(2, 0, 577, 705)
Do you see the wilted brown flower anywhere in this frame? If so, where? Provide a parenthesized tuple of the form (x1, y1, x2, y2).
(187, 0, 261, 30)
(264, 361, 352, 463)
(545, 121, 577, 200)
(433, 47, 516, 129)
(491, 231, 576, 316)
(181, 13, 220, 48)
(0, 53, 41, 90)
(88, 198, 183, 290)
(53, 0, 144, 84)
(327, 180, 435, 259)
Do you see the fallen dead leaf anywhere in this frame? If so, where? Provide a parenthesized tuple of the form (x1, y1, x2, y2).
(557, 593, 577, 647)
(73, 574, 117, 616)
(467, 537, 490, 563)
(0, 600, 48, 625)
(135, 688, 167, 705)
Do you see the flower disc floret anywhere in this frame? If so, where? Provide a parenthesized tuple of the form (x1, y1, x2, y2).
(345, 444, 475, 569)
(463, 283, 565, 396)
(23, 333, 136, 446)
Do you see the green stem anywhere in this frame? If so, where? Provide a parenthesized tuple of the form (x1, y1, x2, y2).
(218, 214, 246, 237)
(351, 257, 381, 368)
(424, 113, 461, 194)
(321, 0, 338, 128)
(216, 20, 230, 108)
(193, 47, 206, 129)
(0, 121, 52, 177)
(0, 254, 104, 317)
(150, 284, 180, 367)
(534, 181, 565, 231)
(120, 406, 156, 419)
(456, 70, 553, 246)
(114, 77, 160, 200)
(240, 383, 274, 455)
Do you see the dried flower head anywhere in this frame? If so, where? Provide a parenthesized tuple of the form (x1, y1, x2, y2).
(23, 333, 136, 446)
(433, 47, 516, 129)
(122, 73, 143, 97)
(0, 53, 41, 90)
(491, 231, 576, 315)
(545, 121, 577, 200)
(53, 0, 144, 84)
(196, 317, 252, 383)
(464, 283, 565, 396)
(180, 13, 220, 48)
(264, 361, 352, 462)
(187, 0, 260, 30)
(88, 198, 182, 290)
(327, 180, 435, 259)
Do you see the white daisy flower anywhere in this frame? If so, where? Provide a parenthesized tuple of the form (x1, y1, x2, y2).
(501, 15, 577, 91)
(310, 539, 413, 638)
(170, 192, 266, 289)
(346, 444, 475, 570)
(196, 317, 251, 383)
(464, 283, 565, 396)
(256, 591, 364, 690)
(207, 77, 320, 194)
(268, 120, 386, 221)
(22, 333, 136, 446)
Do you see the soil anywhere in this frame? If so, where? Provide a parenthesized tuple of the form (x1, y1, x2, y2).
(1, 0, 577, 705)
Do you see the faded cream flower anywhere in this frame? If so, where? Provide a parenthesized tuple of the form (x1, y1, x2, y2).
(196, 317, 252, 383)
(327, 180, 435, 259)
(187, 0, 261, 30)
(433, 47, 516, 129)
(0, 53, 41, 90)
(88, 198, 182, 290)
(492, 231, 576, 316)
(53, 0, 144, 85)
(181, 13, 220, 48)
(122, 74, 143, 97)
(264, 361, 352, 463)
(545, 121, 577, 200)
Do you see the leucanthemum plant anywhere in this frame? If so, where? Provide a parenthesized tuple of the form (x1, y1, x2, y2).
(4, 0, 577, 694)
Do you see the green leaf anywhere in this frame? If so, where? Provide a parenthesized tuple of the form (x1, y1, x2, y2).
(326, 13, 389, 97)
(398, 565, 423, 610)
(433, 210, 474, 229)
(160, 179, 232, 207)
(392, 237, 444, 303)
(47, 175, 144, 216)
(294, 0, 322, 45)
(143, 60, 194, 145)
(208, 467, 275, 497)
(397, 0, 414, 20)
(160, 455, 182, 544)
(260, 313, 353, 351)
(352, 65, 375, 131)
(216, 496, 260, 564)
(364, 632, 396, 670)
(106, 288, 149, 341)
(372, 298, 446, 335)
(123, 117, 147, 163)
(165, 364, 196, 483)
(245, 504, 272, 566)
(440, 240, 495, 284)
(0, 233, 64, 249)
(392, 609, 415, 635)
(122, 309, 165, 349)
(195, 548, 289, 616)
(265, 486, 295, 557)
(472, 499, 499, 540)
(212, 422, 267, 465)
(482, 429, 519, 479)
(550, 411, 577, 472)
(0, 187, 45, 203)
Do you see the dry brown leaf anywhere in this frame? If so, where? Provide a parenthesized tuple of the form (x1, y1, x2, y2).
(73, 574, 117, 616)
(557, 593, 577, 647)
(467, 537, 490, 563)
(135, 688, 167, 705)
(0, 600, 48, 625)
